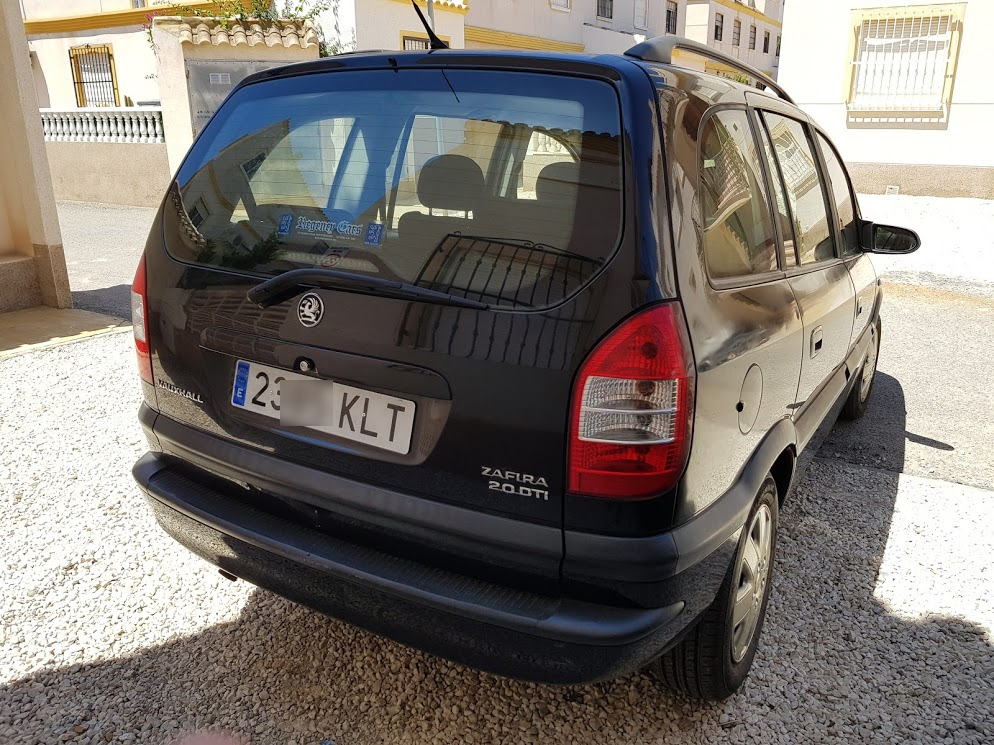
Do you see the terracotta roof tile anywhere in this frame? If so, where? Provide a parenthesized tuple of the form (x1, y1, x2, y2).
(154, 16, 319, 50)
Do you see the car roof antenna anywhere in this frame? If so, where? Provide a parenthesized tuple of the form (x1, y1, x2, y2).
(410, 0, 449, 50)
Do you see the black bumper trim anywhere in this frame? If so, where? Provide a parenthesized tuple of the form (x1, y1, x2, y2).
(136, 453, 683, 647)
(136, 453, 689, 683)
(141, 404, 565, 581)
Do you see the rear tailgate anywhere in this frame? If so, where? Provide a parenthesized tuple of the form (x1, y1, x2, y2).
(143, 59, 635, 581)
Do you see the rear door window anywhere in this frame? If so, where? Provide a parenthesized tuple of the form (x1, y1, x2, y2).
(699, 109, 779, 280)
(166, 69, 624, 310)
(760, 113, 836, 266)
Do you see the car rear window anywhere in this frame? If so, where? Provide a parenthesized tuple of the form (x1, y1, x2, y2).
(165, 67, 624, 310)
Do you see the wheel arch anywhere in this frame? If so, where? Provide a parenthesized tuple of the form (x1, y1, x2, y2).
(769, 445, 796, 506)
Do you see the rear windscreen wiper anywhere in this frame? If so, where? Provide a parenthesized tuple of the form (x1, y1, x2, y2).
(246, 267, 489, 310)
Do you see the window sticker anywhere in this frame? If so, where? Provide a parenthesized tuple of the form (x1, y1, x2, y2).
(319, 246, 352, 268)
(277, 213, 294, 237)
(294, 216, 364, 239)
(364, 223, 384, 248)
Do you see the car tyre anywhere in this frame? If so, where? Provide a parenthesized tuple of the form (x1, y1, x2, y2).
(841, 318, 881, 421)
(649, 476, 779, 701)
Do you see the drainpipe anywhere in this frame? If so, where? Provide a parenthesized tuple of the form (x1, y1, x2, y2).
(427, 0, 435, 29)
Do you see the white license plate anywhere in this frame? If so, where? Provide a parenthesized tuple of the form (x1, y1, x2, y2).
(230, 360, 416, 455)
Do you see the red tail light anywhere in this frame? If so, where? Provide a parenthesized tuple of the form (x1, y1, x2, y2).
(131, 255, 154, 385)
(568, 303, 695, 499)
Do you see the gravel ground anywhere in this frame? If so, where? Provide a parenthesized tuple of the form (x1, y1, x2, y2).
(2, 285, 993, 744)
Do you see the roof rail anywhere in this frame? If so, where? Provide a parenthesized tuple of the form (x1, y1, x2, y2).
(624, 35, 794, 105)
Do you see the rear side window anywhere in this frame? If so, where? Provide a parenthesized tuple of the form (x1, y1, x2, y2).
(699, 109, 778, 280)
(816, 133, 860, 256)
(760, 113, 835, 265)
(166, 69, 624, 310)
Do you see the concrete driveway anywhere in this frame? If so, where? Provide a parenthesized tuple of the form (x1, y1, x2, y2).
(3, 197, 992, 744)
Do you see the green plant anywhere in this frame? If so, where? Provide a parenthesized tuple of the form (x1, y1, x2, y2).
(721, 72, 752, 85)
(178, 0, 331, 23)
(163, 0, 336, 52)
(197, 232, 284, 270)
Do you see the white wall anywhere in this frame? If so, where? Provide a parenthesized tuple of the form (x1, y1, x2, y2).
(465, 0, 688, 50)
(349, 0, 465, 50)
(581, 23, 642, 54)
(778, 0, 994, 169)
(316, 0, 358, 52)
(466, 0, 580, 43)
(20, 0, 129, 20)
(27, 27, 159, 108)
(755, 0, 783, 22)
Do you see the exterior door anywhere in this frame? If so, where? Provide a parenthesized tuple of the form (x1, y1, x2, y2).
(672, 106, 804, 519)
(756, 111, 856, 415)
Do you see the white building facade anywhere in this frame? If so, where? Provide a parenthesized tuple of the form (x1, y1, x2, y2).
(461, 0, 686, 55)
(683, 0, 783, 78)
(778, 0, 992, 198)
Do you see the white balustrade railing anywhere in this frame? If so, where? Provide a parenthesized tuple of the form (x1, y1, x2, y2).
(529, 132, 566, 155)
(39, 107, 165, 144)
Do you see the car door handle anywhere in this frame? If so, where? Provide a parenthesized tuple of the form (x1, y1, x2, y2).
(811, 326, 823, 357)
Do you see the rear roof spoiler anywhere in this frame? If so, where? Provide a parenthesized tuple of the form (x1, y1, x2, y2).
(624, 35, 795, 105)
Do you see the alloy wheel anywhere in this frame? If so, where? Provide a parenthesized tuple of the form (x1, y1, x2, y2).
(730, 503, 773, 663)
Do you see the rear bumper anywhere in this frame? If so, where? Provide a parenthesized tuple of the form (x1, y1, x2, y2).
(135, 452, 692, 683)
(134, 405, 752, 683)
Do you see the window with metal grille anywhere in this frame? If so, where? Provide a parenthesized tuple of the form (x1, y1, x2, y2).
(550, 0, 571, 8)
(776, 34, 781, 56)
(749, 25, 756, 49)
(634, 0, 648, 29)
(763, 30, 770, 53)
(240, 153, 266, 181)
(69, 45, 119, 107)
(846, 4, 964, 119)
(188, 198, 209, 229)
(402, 36, 431, 50)
(714, 13, 724, 41)
(666, 1, 677, 33)
(132, 0, 145, 7)
(732, 19, 741, 46)
(597, 0, 613, 19)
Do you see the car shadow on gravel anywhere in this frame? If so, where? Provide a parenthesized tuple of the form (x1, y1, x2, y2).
(3, 377, 993, 744)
